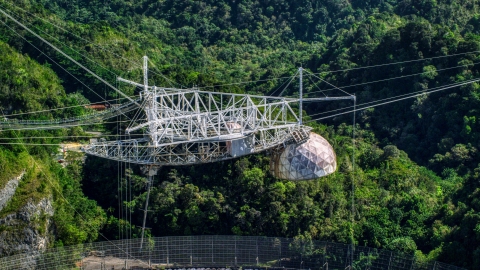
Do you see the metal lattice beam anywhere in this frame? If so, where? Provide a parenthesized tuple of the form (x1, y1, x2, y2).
(82, 57, 314, 166)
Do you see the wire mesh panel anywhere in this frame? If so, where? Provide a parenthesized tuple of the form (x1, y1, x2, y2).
(153, 237, 168, 265)
(0, 236, 467, 270)
(257, 237, 282, 266)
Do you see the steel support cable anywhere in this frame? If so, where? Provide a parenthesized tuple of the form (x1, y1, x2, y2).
(0, 18, 139, 125)
(119, 163, 124, 241)
(304, 69, 354, 97)
(16, 0, 467, 96)
(1, 4, 118, 78)
(199, 74, 303, 91)
(0, 109, 151, 268)
(125, 152, 129, 242)
(277, 71, 299, 97)
(305, 77, 480, 118)
(11, 0, 478, 94)
(0, 142, 84, 146)
(350, 96, 356, 267)
(0, 103, 138, 130)
(0, 1, 183, 89)
(0, 117, 129, 130)
(123, 104, 132, 243)
(0, 143, 122, 147)
(116, 78, 123, 242)
(0, 7, 139, 106)
(127, 132, 132, 242)
(0, 18, 138, 126)
(11, 100, 138, 123)
(0, 135, 146, 140)
(1, 96, 139, 118)
(145, 58, 185, 88)
(267, 75, 295, 96)
(0, 19, 119, 109)
(288, 61, 480, 98)
(306, 73, 328, 97)
(7, 3, 322, 92)
(117, 112, 122, 241)
(197, 47, 480, 91)
(99, 16, 184, 89)
(128, 157, 132, 241)
(309, 50, 480, 76)
(3, 93, 299, 131)
(126, 96, 150, 131)
(109, 16, 181, 89)
(0, 120, 132, 132)
(105, 2, 395, 94)
(305, 77, 480, 122)
(139, 170, 153, 250)
(194, 47, 480, 92)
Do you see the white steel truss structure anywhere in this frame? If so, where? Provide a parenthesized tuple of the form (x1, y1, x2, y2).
(1, 55, 353, 249)
(82, 57, 349, 166)
(0, 4, 354, 252)
(0, 99, 139, 130)
(81, 57, 352, 249)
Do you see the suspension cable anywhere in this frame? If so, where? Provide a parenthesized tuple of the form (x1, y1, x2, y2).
(306, 78, 480, 122)
(310, 51, 480, 75)
(0, 108, 151, 267)
(0, 7, 138, 105)
(1, 1, 182, 89)
(288, 61, 480, 98)
(306, 78, 480, 118)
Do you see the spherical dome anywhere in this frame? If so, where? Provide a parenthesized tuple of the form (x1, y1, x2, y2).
(270, 132, 336, 180)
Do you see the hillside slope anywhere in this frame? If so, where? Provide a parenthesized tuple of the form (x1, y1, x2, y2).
(0, 0, 479, 268)
(0, 40, 105, 255)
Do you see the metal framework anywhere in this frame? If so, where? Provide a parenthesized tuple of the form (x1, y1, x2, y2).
(1, 56, 353, 249)
(0, 236, 466, 270)
(85, 58, 305, 166)
(0, 100, 139, 130)
(81, 57, 337, 248)
(80, 57, 353, 249)
(82, 57, 351, 167)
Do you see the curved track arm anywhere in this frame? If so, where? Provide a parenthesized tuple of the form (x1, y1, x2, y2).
(0, 99, 139, 130)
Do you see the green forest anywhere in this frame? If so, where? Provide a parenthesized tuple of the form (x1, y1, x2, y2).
(0, 0, 480, 268)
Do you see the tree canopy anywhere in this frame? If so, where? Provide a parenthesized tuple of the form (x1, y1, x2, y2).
(0, 0, 479, 267)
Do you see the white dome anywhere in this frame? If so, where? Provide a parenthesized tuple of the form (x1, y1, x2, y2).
(270, 132, 337, 180)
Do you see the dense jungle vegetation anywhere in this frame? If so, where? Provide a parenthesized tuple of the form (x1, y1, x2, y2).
(0, 0, 480, 268)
